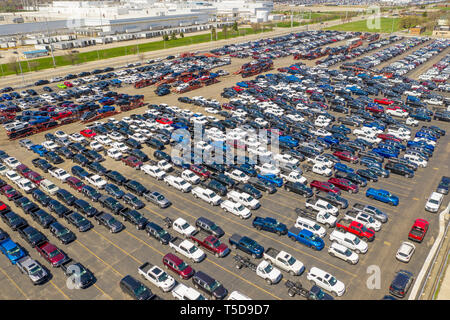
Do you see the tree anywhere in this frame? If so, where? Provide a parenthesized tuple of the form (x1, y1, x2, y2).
(171, 31, 177, 40)
(162, 34, 169, 41)
(222, 25, 228, 39)
(211, 27, 216, 40)
(232, 21, 238, 32)
(180, 32, 184, 38)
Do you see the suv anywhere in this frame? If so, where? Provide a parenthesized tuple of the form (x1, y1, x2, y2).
(389, 270, 414, 298)
(195, 217, 224, 238)
(98, 195, 124, 214)
(192, 271, 228, 300)
(119, 275, 156, 300)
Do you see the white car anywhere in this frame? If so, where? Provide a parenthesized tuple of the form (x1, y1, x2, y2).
(141, 165, 166, 180)
(40, 179, 59, 195)
(191, 187, 222, 206)
(172, 218, 197, 237)
(86, 174, 107, 189)
(220, 200, 252, 219)
(138, 263, 176, 292)
(307, 267, 346, 297)
(274, 154, 299, 166)
(111, 142, 129, 153)
(328, 242, 359, 265)
(172, 283, 207, 300)
(106, 148, 122, 160)
(256, 260, 282, 285)
(164, 175, 192, 192)
(386, 108, 408, 118)
(69, 133, 85, 142)
(255, 163, 280, 175)
(107, 132, 125, 142)
(49, 168, 70, 182)
(295, 216, 326, 238)
(89, 141, 104, 151)
(248, 146, 272, 158)
(181, 170, 201, 184)
(42, 141, 58, 151)
(227, 291, 251, 300)
(54, 131, 68, 139)
(195, 141, 213, 153)
(225, 169, 249, 183)
(329, 230, 368, 254)
(17, 178, 36, 193)
(131, 133, 147, 143)
(406, 117, 419, 126)
(425, 192, 443, 213)
(396, 241, 416, 263)
(95, 135, 112, 146)
(3, 157, 21, 169)
(157, 160, 172, 172)
(5, 170, 21, 183)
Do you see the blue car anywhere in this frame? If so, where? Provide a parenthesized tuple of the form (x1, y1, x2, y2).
(410, 113, 431, 122)
(257, 174, 283, 187)
(319, 135, 340, 145)
(366, 188, 399, 206)
(334, 162, 354, 174)
(0, 239, 26, 265)
(415, 131, 437, 142)
(30, 144, 48, 156)
(279, 135, 299, 147)
(232, 164, 257, 177)
(407, 140, 434, 152)
(372, 147, 399, 159)
(360, 157, 382, 169)
(381, 141, 406, 151)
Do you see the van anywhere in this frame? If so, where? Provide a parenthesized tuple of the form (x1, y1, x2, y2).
(329, 230, 368, 254)
(119, 275, 155, 300)
(295, 216, 326, 238)
(425, 192, 443, 213)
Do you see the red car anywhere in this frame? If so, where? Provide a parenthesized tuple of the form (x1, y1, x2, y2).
(232, 86, 244, 92)
(0, 200, 9, 214)
(66, 176, 85, 192)
(80, 129, 96, 138)
(408, 218, 429, 243)
(27, 172, 44, 185)
(377, 133, 402, 143)
(162, 253, 194, 280)
(365, 104, 384, 114)
(122, 156, 143, 169)
(52, 111, 72, 120)
(310, 180, 341, 195)
(0, 185, 21, 200)
(333, 151, 358, 164)
(374, 98, 393, 105)
(16, 164, 32, 177)
(189, 164, 211, 179)
(156, 118, 173, 125)
(386, 105, 406, 112)
(63, 81, 73, 87)
(328, 178, 359, 194)
(36, 241, 68, 267)
(190, 233, 229, 258)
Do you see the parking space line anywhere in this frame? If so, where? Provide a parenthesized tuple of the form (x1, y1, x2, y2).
(413, 197, 420, 201)
(75, 240, 124, 277)
(49, 280, 71, 300)
(0, 266, 29, 299)
(433, 167, 439, 170)
(384, 241, 391, 246)
(94, 284, 113, 300)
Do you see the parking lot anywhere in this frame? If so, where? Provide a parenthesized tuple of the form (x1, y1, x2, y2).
(0, 31, 449, 300)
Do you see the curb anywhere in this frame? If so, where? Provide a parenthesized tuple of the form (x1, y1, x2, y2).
(408, 201, 450, 300)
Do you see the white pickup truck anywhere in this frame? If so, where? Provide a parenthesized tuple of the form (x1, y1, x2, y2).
(255, 163, 280, 175)
(305, 199, 339, 216)
(263, 247, 305, 276)
(307, 164, 333, 177)
(49, 167, 70, 182)
(86, 174, 107, 189)
(220, 200, 252, 219)
(138, 262, 176, 292)
(280, 170, 307, 184)
(295, 207, 337, 228)
(171, 283, 207, 300)
(141, 164, 166, 180)
(256, 260, 283, 285)
(157, 160, 172, 172)
(40, 179, 59, 195)
(181, 170, 201, 185)
(344, 210, 381, 231)
(106, 148, 122, 160)
(17, 178, 36, 193)
(227, 190, 260, 210)
(169, 237, 206, 263)
(191, 187, 222, 205)
(164, 175, 192, 192)
(307, 155, 334, 168)
(172, 217, 197, 237)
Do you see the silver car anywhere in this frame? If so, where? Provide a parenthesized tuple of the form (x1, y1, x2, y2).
(144, 191, 171, 208)
(19, 139, 34, 150)
(16, 256, 48, 285)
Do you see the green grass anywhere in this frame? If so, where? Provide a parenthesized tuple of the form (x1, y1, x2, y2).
(324, 17, 401, 33)
(0, 27, 271, 78)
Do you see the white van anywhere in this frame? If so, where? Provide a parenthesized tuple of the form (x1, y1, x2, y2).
(295, 216, 326, 238)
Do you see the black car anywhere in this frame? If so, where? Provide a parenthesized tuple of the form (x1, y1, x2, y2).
(0, 227, 8, 241)
(73, 154, 91, 167)
(356, 169, 378, 182)
(385, 162, 414, 178)
(153, 150, 171, 162)
(192, 271, 227, 300)
(433, 111, 450, 122)
(98, 195, 124, 214)
(82, 149, 104, 162)
(104, 183, 125, 199)
(233, 183, 262, 199)
(314, 191, 349, 209)
(61, 260, 95, 289)
(81, 185, 102, 202)
(73, 199, 98, 217)
(94, 212, 124, 233)
(122, 193, 145, 210)
(45, 152, 64, 164)
(129, 149, 148, 162)
(247, 177, 277, 194)
(201, 179, 227, 196)
(284, 181, 313, 198)
(65, 212, 93, 232)
(71, 165, 90, 180)
(68, 142, 87, 153)
(334, 171, 368, 187)
(105, 170, 128, 186)
(49, 222, 76, 244)
(120, 275, 155, 300)
(32, 189, 52, 207)
(145, 222, 172, 245)
(87, 162, 108, 176)
(1, 211, 28, 230)
(203, 162, 226, 174)
(55, 147, 75, 159)
(118, 208, 148, 230)
(124, 138, 142, 150)
(124, 180, 147, 196)
(146, 138, 164, 150)
(30, 209, 56, 229)
(14, 196, 33, 210)
(389, 270, 414, 298)
(211, 173, 236, 188)
(23, 202, 40, 215)
(18, 225, 47, 247)
(31, 158, 52, 173)
(436, 176, 449, 195)
(195, 217, 224, 238)
(56, 189, 76, 206)
(47, 199, 72, 218)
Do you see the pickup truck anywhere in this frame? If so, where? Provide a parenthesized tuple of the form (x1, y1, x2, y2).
(141, 164, 166, 180)
(168, 237, 206, 263)
(314, 191, 348, 209)
(16, 256, 48, 285)
(366, 188, 399, 206)
(17, 178, 36, 193)
(138, 262, 176, 292)
(285, 281, 333, 300)
(305, 164, 333, 177)
(263, 247, 305, 276)
(106, 148, 122, 160)
(252, 216, 287, 236)
(228, 234, 264, 258)
(171, 283, 206, 300)
(306, 155, 334, 168)
(305, 199, 339, 216)
(295, 207, 337, 228)
(227, 190, 260, 210)
(344, 210, 382, 231)
(172, 217, 197, 238)
(164, 175, 192, 192)
(190, 230, 230, 258)
(85, 174, 107, 189)
(220, 200, 252, 219)
(49, 167, 70, 182)
(191, 186, 222, 205)
(336, 218, 375, 242)
(280, 170, 307, 184)
(181, 170, 201, 184)
(352, 203, 388, 223)
(233, 254, 282, 285)
(287, 227, 324, 251)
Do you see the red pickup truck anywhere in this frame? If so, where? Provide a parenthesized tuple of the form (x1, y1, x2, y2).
(408, 218, 429, 243)
(190, 231, 230, 258)
(336, 218, 375, 242)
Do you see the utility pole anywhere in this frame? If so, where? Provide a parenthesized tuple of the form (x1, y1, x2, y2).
(15, 53, 25, 87)
(45, 18, 56, 67)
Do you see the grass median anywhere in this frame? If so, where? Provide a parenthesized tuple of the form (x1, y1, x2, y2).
(324, 17, 401, 33)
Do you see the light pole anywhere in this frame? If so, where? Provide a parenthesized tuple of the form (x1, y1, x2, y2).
(45, 18, 56, 67)
(14, 52, 25, 86)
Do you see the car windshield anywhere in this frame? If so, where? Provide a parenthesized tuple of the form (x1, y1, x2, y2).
(177, 262, 188, 271)
(287, 257, 296, 266)
(158, 272, 168, 282)
(263, 264, 273, 273)
(7, 246, 20, 255)
(57, 228, 69, 236)
(210, 281, 221, 291)
(188, 246, 198, 254)
(328, 276, 337, 286)
(353, 237, 360, 245)
(29, 265, 42, 275)
(134, 285, 147, 296)
(247, 195, 255, 202)
(428, 199, 439, 205)
(48, 249, 60, 258)
(344, 249, 352, 257)
(313, 224, 321, 231)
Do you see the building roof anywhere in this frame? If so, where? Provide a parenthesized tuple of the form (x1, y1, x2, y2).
(23, 49, 48, 54)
